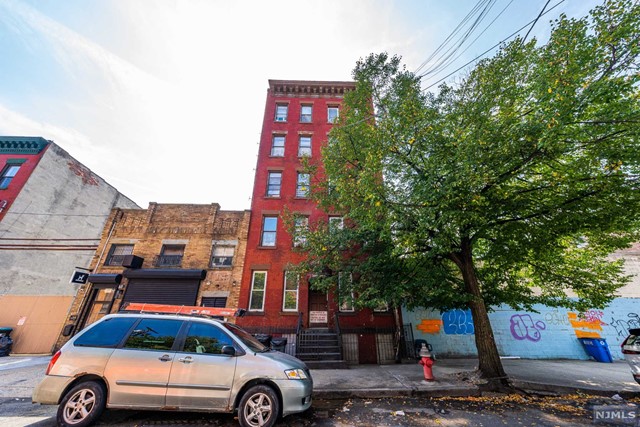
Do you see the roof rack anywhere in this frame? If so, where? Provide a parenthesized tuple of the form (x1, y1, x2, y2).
(120, 302, 246, 318)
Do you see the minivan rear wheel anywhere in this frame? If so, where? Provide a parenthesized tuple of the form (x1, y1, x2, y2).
(238, 385, 279, 427)
(57, 380, 106, 427)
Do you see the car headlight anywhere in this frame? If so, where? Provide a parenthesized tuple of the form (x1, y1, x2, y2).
(285, 369, 308, 380)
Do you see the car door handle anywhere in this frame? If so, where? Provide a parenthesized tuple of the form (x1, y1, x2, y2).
(159, 354, 172, 362)
(178, 356, 193, 364)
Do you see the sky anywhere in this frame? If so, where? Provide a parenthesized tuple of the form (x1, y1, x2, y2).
(0, 0, 597, 211)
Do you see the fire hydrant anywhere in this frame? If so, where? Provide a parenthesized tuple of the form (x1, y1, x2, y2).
(418, 343, 435, 381)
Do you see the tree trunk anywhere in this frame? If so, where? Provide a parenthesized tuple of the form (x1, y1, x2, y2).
(453, 238, 510, 390)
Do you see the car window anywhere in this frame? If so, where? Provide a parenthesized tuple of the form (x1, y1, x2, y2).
(222, 322, 266, 352)
(123, 319, 183, 351)
(183, 322, 234, 355)
(74, 317, 137, 348)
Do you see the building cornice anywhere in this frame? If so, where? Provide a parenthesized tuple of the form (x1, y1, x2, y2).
(0, 136, 50, 155)
(268, 80, 355, 98)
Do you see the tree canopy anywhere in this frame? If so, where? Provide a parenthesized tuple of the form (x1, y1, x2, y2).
(292, 0, 640, 385)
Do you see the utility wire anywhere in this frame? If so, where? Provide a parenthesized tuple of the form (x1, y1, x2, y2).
(420, 0, 515, 83)
(422, 0, 566, 91)
(521, 0, 552, 45)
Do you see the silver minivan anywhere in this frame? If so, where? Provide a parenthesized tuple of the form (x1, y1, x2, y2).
(621, 328, 640, 385)
(33, 313, 312, 427)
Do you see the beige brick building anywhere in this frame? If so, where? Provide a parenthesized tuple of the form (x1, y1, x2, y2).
(56, 203, 250, 349)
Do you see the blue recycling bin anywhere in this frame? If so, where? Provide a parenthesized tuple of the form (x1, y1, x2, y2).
(578, 337, 613, 363)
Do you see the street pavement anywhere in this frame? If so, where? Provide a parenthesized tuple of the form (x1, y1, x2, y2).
(1, 354, 639, 426)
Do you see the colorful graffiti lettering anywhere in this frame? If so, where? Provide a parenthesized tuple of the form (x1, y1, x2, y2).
(581, 310, 606, 325)
(417, 319, 443, 334)
(510, 314, 546, 342)
(568, 312, 603, 338)
(442, 309, 474, 335)
(610, 313, 640, 337)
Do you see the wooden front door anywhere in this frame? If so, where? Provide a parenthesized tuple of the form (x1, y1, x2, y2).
(308, 290, 328, 327)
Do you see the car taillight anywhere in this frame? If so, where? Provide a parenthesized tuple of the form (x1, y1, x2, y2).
(46, 350, 61, 375)
(621, 336, 640, 355)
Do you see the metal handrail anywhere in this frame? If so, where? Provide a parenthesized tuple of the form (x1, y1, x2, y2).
(334, 312, 343, 360)
(295, 312, 304, 358)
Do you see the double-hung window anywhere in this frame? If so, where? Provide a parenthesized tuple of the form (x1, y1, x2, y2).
(328, 106, 339, 123)
(157, 245, 184, 267)
(105, 244, 134, 266)
(271, 135, 285, 156)
(293, 216, 309, 247)
(249, 271, 267, 311)
(329, 216, 344, 230)
(210, 245, 235, 267)
(300, 105, 312, 123)
(338, 272, 354, 312)
(266, 172, 282, 197)
(260, 217, 278, 247)
(275, 104, 288, 122)
(296, 173, 310, 198)
(0, 164, 21, 189)
(298, 136, 311, 157)
(283, 271, 299, 311)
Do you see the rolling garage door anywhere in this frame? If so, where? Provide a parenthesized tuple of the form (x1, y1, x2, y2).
(122, 279, 199, 307)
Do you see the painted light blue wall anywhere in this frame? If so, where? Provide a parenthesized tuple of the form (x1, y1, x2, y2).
(403, 298, 639, 360)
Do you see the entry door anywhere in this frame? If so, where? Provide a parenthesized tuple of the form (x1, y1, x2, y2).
(309, 290, 328, 327)
(79, 286, 117, 330)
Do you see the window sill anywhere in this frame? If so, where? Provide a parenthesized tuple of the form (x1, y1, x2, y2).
(280, 311, 299, 316)
(269, 155, 285, 158)
(258, 246, 278, 250)
(264, 196, 281, 200)
(210, 265, 233, 269)
(245, 311, 265, 316)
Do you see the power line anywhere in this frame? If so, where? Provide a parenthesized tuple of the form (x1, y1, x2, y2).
(422, 0, 566, 91)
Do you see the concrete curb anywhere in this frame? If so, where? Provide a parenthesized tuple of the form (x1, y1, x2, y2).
(313, 385, 481, 400)
(511, 380, 640, 399)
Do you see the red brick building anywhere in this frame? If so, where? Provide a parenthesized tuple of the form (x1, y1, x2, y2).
(237, 81, 399, 365)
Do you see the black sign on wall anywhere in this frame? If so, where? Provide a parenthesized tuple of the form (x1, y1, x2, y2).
(70, 271, 89, 285)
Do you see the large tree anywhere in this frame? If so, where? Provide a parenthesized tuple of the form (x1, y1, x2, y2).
(293, 0, 640, 389)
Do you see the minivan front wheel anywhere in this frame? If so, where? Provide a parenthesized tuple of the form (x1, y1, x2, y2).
(238, 385, 279, 427)
(57, 380, 106, 427)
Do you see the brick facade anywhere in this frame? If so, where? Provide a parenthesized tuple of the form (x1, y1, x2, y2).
(237, 80, 397, 333)
(56, 203, 250, 349)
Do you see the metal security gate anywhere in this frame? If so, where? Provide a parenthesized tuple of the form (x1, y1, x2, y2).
(121, 279, 199, 307)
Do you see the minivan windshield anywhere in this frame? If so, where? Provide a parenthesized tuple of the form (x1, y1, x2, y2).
(223, 323, 267, 352)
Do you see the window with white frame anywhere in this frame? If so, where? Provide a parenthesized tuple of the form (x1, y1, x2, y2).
(293, 216, 309, 247)
(260, 216, 278, 247)
(296, 173, 310, 198)
(249, 271, 267, 311)
(328, 106, 339, 123)
(282, 271, 299, 311)
(298, 136, 311, 157)
(210, 245, 235, 267)
(275, 104, 288, 122)
(338, 272, 354, 312)
(266, 172, 282, 197)
(329, 216, 344, 230)
(271, 135, 285, 156)
(300, 105, 312, 123)
(374, 301, 390, 312)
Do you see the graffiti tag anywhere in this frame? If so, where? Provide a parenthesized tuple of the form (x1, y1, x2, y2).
(544, 308, 570, 326)
(442, 309, 475, 335)
(510, 314, 546, 342)
(610, 313, 640, 337)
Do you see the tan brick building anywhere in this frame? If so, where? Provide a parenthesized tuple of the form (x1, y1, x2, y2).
(56, 203, 250, 349)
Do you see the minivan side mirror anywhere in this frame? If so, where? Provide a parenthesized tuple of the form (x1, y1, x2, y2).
(221, 345, 236, 356)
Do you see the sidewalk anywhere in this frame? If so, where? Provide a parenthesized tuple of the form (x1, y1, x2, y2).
(1, 355, 639, 400)
(311, 358, 640, 399)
